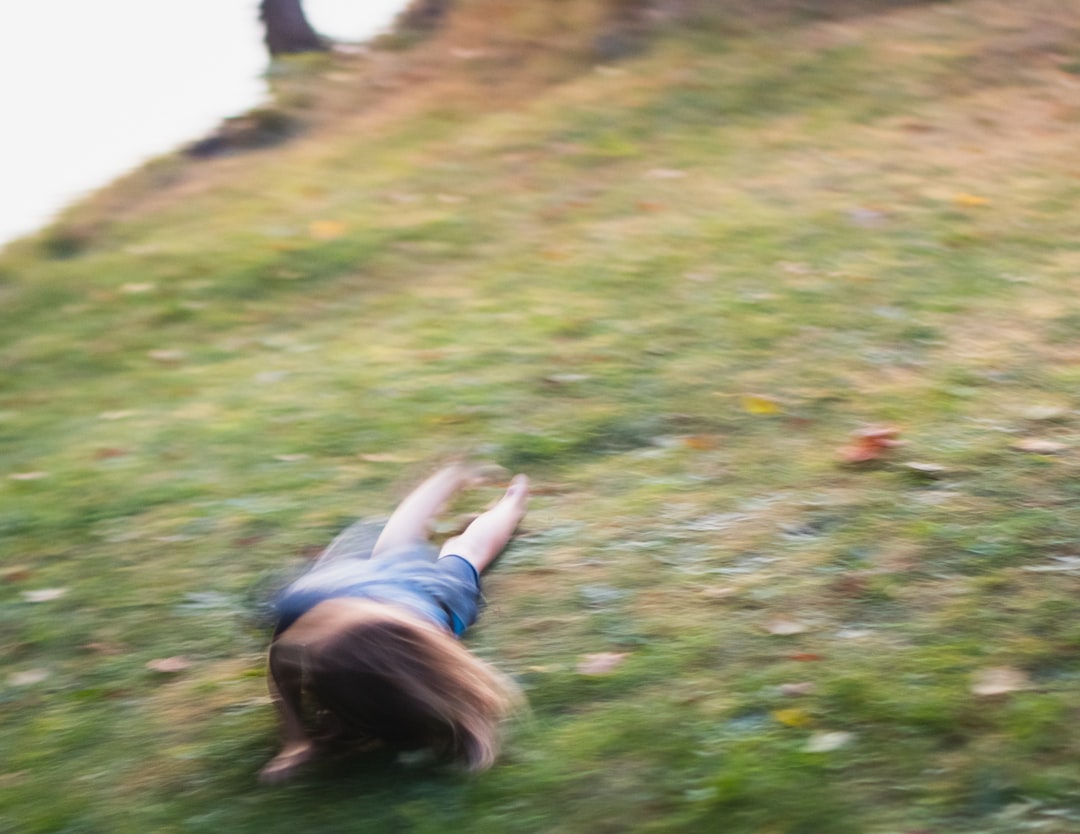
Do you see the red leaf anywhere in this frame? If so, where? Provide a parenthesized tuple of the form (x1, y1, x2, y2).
(838, 425, 902, 463)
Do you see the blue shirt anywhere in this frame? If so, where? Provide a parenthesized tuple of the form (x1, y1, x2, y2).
(273, 550, 481, 638)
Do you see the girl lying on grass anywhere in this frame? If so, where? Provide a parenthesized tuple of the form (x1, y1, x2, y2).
(261, 465, 529, 783)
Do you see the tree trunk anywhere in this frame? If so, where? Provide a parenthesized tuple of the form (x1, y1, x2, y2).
(397, 0, 453, 32)
(260, 0, 327, 57)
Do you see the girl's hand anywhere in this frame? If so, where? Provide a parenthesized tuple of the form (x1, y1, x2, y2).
(259, 740, 314, 783)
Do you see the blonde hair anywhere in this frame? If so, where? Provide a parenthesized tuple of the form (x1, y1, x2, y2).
(304, 605, 521, 771)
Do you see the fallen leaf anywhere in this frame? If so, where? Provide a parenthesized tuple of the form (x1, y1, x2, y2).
(2, 566, 32, 583)
(765, 619, 809, 636)
(1011, 438, 1068, 454)
(147, 349, 186, 363)
(772, 708, 813, 728)
(94, 448, 128, 460)
(645, 168, 687, 179)
(1022, 405, 1068, 421)
(1023, 556, 1080, 573)
(682, 434, 720, 451)
(901, 461, 948, 478)
(9, 669, 49, 687)
(146, 656, 193, 675)
(971, 666, 1031, 696)
(740, 395, 783, 415)
(779, 682, 817, 697)
(577, 652, 628, 676)
(358, 453, 415, 463)
(838, 425, 902, 463)
(309, 220, 347, 240)
(953, 192, 990, 207)
(788, 653, 825, 662)
(121, 282, 155, 294)
(542, 373, 592, 385)
(835, 628, 873, 640)
(8, 472, 48, 481)
(805, 731, 854, 753)
(22, 588, 67, 602)
(830, 574, 870, 597)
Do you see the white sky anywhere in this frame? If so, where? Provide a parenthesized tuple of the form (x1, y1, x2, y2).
(0, 0, 409, 247)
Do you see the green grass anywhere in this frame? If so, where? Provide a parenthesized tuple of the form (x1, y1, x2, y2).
(4, 0, 1080, 830)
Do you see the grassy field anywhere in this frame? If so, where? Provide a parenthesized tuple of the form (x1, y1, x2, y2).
(4, 0, 1080, 830)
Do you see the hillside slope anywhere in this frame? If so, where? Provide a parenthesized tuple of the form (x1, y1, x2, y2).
(3, 1, 1080, 831)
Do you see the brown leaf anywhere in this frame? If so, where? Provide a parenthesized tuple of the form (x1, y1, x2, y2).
(830, 574, 870, 597)
(788, 652, 825, 662)
(2, 566, 33, 583)
(645, 168, 687, 180)
(1011, 438, 1068, 455)
(309, 220, 347, 240)
(838, 425, 902, 463)
(8, 472, 48, 481)
(577, 652, 629, 676)
(147, 349, 186, 363)
(146, 656, 193, 675)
